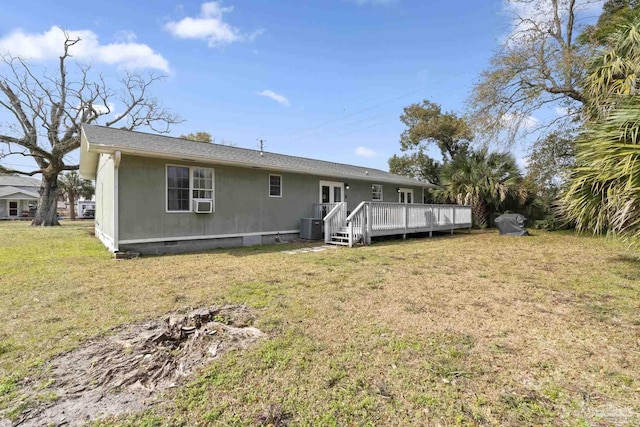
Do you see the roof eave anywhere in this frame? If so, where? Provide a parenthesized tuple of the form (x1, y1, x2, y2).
(79, 127, 99, 180)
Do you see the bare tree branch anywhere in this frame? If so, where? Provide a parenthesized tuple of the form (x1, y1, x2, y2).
(0, 27, 181, 225)
(469, 0, 594, 143)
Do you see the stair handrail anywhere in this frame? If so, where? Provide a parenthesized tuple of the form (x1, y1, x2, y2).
(323, 202, 347, 244)
(346, 201, 367, 222)
(346, 201, 368, 247)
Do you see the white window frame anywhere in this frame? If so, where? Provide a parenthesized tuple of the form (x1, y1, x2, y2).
(372, 184, 383, 201)
(269, 174, 282, 198)
(166, 164, 215, 213)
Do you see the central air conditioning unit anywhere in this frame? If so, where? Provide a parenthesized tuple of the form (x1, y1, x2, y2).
(300, 218, 323, 240)
(193, 199, 213, 213)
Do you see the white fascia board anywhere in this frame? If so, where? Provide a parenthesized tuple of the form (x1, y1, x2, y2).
(79, 130, 100, 180)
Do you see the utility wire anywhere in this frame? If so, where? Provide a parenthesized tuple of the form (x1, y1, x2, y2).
(322, 116, 399, 139)
(288, 70, 475, 142)
(293, 111, 391, 141)
(289, 87, 422, 138)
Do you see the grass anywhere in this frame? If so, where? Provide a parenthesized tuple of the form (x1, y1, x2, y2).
(1, 221, 639, 425)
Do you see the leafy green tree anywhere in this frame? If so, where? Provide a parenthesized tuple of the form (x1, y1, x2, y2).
(436, 148, 526, 228)
(579, 0, 640, 46)
(58, 171, 94, 221)
(399, 100, 472, 161)
(180, 132, 213, 143)
(390, 100, 471, 186)
(526, 132, 576, 192)
(388, 149, 441, 186)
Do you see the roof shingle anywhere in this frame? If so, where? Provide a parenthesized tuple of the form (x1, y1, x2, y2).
(82, 124, 435, 188)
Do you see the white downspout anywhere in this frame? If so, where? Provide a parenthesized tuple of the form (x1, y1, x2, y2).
(113, 151, 121, 252)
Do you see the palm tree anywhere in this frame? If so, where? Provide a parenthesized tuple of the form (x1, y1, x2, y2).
(58, 171, 94, 220)
(436, 148, 526, 228)
(561, 97, 640, 241)
(585, 18, 640, 120)
(561, 19, 640, 244)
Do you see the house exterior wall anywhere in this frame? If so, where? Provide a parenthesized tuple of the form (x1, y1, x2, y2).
(95, 153, 116, 250)
(114, 155, 425, 254)
(0, 200, 5, 218)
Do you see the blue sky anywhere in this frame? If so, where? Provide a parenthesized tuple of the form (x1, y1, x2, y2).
(0, 0, 602, 174)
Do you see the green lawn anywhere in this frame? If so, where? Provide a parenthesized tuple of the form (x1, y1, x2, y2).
(0, 221, 639, 425)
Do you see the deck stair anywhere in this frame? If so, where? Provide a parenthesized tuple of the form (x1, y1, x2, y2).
(329, 227, 350, 246)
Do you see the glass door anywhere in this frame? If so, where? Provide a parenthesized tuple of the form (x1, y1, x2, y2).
(398, 188, 413, 204)
(319, 181, 344, 204)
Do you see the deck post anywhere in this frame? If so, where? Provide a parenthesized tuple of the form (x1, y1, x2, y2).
(404, 204, 408, 235)
(324, 220, 330, 244)
(348, 221, 353, 248)
(429, 205, 434, 237)
(451, 207, 455, 235)
(366, 203, 372, 245)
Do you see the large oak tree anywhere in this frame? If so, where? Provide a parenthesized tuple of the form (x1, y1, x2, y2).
(0, 33, 180, 226)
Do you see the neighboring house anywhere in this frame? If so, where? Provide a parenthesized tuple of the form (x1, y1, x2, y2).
(79, 124, 471, 254)
(0, 176, 39, 219)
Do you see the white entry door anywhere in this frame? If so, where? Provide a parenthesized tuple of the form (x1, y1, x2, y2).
(398, 188, 413, 204)
(319, 181, 344, 204)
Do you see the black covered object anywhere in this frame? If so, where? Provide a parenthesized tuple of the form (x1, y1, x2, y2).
(495, 213, 529, 236)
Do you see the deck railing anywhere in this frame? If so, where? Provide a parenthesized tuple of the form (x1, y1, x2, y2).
(342, 202, 472, 247)
(313, 203, 340, 219)
(323, 202, 347, 244)
(346, 201, 367, 246)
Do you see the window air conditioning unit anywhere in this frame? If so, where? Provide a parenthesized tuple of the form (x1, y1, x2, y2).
(193, 199, 213, 213)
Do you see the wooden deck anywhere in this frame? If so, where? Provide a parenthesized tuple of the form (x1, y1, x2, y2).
(316, 202, 472, 247)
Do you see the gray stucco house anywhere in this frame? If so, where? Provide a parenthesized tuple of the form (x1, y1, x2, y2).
(0, 175, 39, 219)
(79, 124, 470, 254)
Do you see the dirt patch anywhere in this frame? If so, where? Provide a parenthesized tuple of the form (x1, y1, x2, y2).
(3, 305, 263, 427)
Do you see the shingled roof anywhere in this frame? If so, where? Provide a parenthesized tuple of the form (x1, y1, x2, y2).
(80, 124, 435, 188)
(0, 175, 40, 187)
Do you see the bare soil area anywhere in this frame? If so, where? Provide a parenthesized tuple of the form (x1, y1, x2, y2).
(3, 305, 262, 427)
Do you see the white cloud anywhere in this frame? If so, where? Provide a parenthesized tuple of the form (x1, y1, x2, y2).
(501, 112, 539, 130)
(92, 102, 115, 115)
(113, 30, 137, 43)
(257, 90, 290, 106)
(354, 146, 378, 158)
(165, 2, 260, 47)
(517, 155, 529, 169)
(0, 26, 169, 72)
(554, 106, 569, 116)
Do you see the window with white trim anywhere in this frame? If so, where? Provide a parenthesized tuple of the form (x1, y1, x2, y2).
(372, 184, 383, 201)
(167, 166, 190, 211)
(166, 165, 215, 212)
(193, 168, 213, 200)
(269, 174, 282, 197)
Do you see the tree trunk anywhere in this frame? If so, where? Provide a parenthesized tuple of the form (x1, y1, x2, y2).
(31, 174, 60, 226)
(472, 198, 490, 229)
(68, 192, 76, 221)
